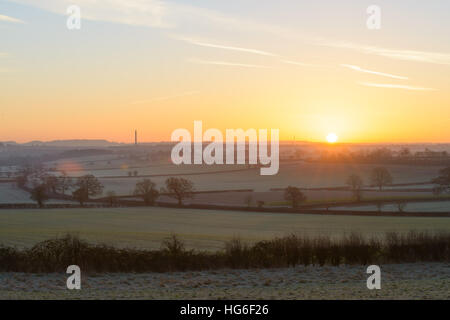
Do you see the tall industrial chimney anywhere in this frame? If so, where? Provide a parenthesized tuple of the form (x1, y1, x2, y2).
(135, 130, 137, 145)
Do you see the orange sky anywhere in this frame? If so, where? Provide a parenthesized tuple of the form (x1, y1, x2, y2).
(1, 1, 450, 143)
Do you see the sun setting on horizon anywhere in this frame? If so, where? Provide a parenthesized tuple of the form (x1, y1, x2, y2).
(326, 133, 338, 144)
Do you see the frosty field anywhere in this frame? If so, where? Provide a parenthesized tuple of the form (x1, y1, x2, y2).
(0, 183, 76, 205)
(1, 263, 448, 300)
(94, 162, 440, 195)
(0, 207, 449, 250)
(334, 201, 450, 213)
(0, 183, 33, 203)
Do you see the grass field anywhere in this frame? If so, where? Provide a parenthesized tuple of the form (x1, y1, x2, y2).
(1, 207, 449, 250)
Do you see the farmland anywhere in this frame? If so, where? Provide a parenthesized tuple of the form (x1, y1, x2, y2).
(333, 201, 450, 213)
(1, 154, 449, 211)
(1, 262, 448, 299)
(64, 160, 442, 193)
(0, 145, 449, 301)
(0, 183, 34, 204)
(1, 207, 449, 250)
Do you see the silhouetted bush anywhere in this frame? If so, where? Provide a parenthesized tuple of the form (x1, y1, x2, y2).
(0, 231, 449, 273)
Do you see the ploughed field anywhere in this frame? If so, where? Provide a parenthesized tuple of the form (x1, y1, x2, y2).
(1, 207, 449, 250)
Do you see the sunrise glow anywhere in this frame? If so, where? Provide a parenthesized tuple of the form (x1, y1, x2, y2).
(326, 133, 338, 143)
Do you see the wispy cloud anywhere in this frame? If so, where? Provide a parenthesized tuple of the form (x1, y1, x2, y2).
(341, 64, 408, 80)
(12, 0, 169, 28)
(11, 0, 449, 71)
(282, 60, 325, 68)
(10, 0, 301, 34)
(176, 37, 277, 57)
(177, 37, 328, 69)
(10, 0, 313, 42)
(359, 82, 436, 91)
(0, 14, 25, 24)
(325, 42, 450, 66)
(131, 91, 200, 105)
(189, 58, 271, 69)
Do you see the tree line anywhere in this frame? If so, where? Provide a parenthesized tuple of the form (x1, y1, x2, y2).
(23, 171, 195, 208)
(18, 164, 450, 210)
(282, 165, 450, 211)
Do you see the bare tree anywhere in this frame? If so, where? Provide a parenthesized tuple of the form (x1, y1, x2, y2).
(370, 167, 393, 191)
(134, 179, 159, 205)
(72, 187, 88, 206)
(30, 184, 49, 208)
(74, 175, 104, 198)
(106, 191, 117, 207)
(43, 175, 59, 194)
(346, 174, 363, 201)
(16, 175, 27, 188)
(397, 202, 407, 213)
(58, 171, 73, 195)
(162, 177, 194, 206)
(284, 186, 307, 208)
(72, 175, 103, 205)
(431, 166, 450, 195)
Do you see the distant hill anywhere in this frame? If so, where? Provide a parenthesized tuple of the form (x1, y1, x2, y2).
(21, 140, 123, 147)
(0, 141, 18, 145)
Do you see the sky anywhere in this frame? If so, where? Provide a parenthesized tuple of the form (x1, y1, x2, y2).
(1, 0, 450, 144)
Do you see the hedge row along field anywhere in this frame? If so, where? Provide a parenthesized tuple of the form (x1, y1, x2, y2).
(1, 231, 449, 273)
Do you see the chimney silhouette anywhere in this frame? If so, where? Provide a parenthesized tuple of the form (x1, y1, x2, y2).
(135, 130, 137, 145)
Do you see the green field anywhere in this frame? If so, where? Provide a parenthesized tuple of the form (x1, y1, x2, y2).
(1, 207, 449, 251)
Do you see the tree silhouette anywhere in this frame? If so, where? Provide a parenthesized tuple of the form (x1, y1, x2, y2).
(346, 173, 363, 201)
(284, 186, 307, 208)
(134, 179, 159, 205)
(30, 184, 49, 208)
(370, 167, 393, 191)
(162, 177, 194, 206)
(43, 175, 59, 194)
(106, 191, 117, 207)
(72, 175, 103, 205)
(72, 187, 88, 206)
(432, 166, 450, 195)
(74, 175, 103, 198)
(58, 171, 73, 195)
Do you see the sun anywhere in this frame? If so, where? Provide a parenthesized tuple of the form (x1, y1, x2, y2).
(326, 132, 338, 143)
